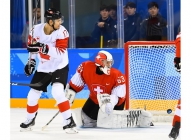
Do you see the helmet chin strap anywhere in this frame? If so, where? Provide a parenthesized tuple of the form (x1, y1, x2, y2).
(48, 20, 57, 31)
(51, 20, 57, 30)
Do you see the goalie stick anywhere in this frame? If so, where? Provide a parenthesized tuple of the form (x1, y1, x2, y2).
(10, 72, 52, 88)
(42, 110, 60, 131)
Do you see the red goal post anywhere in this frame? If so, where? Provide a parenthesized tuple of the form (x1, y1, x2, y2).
(124, 41, 180, 115)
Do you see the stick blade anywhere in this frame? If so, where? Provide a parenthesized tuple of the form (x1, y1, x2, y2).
(42, 125, 47, 131)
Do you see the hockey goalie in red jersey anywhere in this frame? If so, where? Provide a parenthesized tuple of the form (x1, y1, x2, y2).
(168, 28, 181, 140)
(65, 50, 153, 128)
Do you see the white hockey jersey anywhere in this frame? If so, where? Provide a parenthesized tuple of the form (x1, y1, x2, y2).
(27, 23, 69, 73)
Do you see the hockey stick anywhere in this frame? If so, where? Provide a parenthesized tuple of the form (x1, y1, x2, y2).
(42, 110, 60, 131)
(10, 72, 52, 88)
(43, 92, 75, 130)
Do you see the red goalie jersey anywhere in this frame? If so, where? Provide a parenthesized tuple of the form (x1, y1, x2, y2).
(69, 61, 126, 106)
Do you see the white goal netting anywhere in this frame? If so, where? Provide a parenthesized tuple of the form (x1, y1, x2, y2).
(124, 41, 181, 122)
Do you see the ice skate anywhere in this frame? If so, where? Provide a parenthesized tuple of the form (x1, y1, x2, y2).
(168, 122, 180, 140)
(63, 116, 78, 134)
(20, 112, 38, 132)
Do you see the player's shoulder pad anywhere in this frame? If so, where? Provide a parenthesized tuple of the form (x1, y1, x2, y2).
(110, 68, 123, 75)
(78, 61, 95, 69)
(34, 23, 44, 30)
(110, 68, 126, 83)
(58, 25, 69, 38)
(84, 61, 94, 65)
(30, 23, 41, 32)
(80, 61, 95, 69)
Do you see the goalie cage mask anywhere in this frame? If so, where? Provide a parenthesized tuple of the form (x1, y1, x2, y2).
(95, 50, 114, 75)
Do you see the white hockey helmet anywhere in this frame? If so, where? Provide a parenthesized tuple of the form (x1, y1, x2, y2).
(95, 50, 114, 75)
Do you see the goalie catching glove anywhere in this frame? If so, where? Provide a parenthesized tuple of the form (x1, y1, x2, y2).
(24, 59, 36, 76)
(27, 42, 49, 55)
(97, 93, 114, 115)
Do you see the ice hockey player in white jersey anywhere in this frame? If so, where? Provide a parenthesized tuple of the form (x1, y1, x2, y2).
(65, 50, 153, 129)
(20, 8, 78, 134)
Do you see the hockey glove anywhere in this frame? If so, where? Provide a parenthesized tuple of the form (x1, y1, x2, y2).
(174, 57, 181, 73)
(65, 84, 76, 106)
(27, 42, 49, 55)
(24, 59, 36, 76)
(169, 121, 180, 140)
(97, 93, 114, 115)
(105, 102, 113, 115)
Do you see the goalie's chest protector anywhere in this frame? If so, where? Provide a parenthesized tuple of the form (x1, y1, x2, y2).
(82, 62, 117, 104)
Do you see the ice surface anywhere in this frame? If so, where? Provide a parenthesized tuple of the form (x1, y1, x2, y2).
(10, 108, 180, 140)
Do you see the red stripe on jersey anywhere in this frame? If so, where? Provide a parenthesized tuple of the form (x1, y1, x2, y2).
(69, 81, 84, 93)
(28, 35, 37, 45)
(58, 100, 70, 113)
(39, 53, 50, 60)
(55, 38, 68, 54)
(27, 104, 38, 113)
(28, 35, 32, 45)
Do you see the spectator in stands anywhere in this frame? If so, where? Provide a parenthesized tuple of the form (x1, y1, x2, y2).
(22, 8, 41, 48)
(90, 5, 117, 48)
(140, 2, 167, 41)
(109, 4, 117, 22)
(124, 2, 142, 43)
(123, 5, 128, 20)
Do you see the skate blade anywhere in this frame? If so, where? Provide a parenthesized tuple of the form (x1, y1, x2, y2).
(20, 127, 33, 132)
(65, 127, 78, 134)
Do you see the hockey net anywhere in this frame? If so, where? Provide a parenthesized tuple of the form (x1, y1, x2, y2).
(124, 41, 180, 122)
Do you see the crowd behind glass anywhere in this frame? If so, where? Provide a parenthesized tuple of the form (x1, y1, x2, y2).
(11, 0, 180, 48)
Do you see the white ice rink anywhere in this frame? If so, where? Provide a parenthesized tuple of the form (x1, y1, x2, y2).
(10, 108, 180, 140)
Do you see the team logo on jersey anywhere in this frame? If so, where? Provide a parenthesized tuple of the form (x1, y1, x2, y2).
(91, 84, 105, 95)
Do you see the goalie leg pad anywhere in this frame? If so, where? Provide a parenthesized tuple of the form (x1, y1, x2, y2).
(81, 110, 97, 127)
(97, 109, 130, 128)
(137, 110, 152, 127)
(97, 109, 153, 128)
(71, 108, 83, 127)
(71, 108, 97, 128)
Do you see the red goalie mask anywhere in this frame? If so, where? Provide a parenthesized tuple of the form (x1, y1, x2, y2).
(95, 50, 114, 75)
